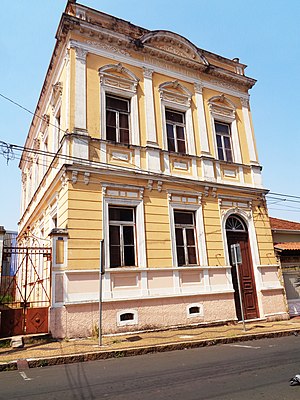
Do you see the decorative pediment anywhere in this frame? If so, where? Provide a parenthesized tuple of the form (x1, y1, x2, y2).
(208, 94, 236, 121)
(99, 63, 139, 93)
(139, 31, 209, 65)
(159, 80, 192, 108)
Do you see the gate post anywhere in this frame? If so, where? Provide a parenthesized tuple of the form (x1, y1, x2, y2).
(0, 226, 6, 268)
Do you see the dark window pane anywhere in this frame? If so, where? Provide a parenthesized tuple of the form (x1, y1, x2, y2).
(174, 211, 193, 225)
(166, 124, 174, 139)
(176, 246, 185, 266)
(166, 110, 184, 123)
(109, 226, 120, 245)
(175, 228, 184, 245)
(123, 226, 134, 245)
(107, 96, 129, 112)
(187, 246, 197, 264)
(110, 245, 121, 267)
(109, 207, 133, 222)
(177, 139, 186, 153)
(120, 313, 134, 321)
(120, 129, 129, 144)
(216, 134, 222, 147)
(215, 122, 229, 134)
(167, 137, 175, 152)
(189, 306, 200, 314)
(106, 126, 116, 142)
(223, 136, 231, 149)
(218, 147, 224, 160)
(106, 110, 116, 127)
(119, 113, 129, 129)
(186, 229, 196, 245)
(176, 126, 185, 140)
(124, 245, 135, 266)
(225, 149, 233, 162)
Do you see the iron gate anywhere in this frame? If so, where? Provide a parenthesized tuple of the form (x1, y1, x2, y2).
(0, 246, 51, 337)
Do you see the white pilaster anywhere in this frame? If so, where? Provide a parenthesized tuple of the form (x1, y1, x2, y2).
(143, 68, 158, 146)
(240, 97, 258, 165)
(74, 47, 88, 131)
(194, 82, 211, 155)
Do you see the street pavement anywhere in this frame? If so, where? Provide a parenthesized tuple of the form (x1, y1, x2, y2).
(1, 317, 300, 371)
(1, 335, 300, 399)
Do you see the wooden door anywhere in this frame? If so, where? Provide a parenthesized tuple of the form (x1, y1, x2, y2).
(227, 232, 259, 321)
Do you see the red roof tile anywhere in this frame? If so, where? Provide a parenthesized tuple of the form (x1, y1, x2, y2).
(269, 217, 300, 231)
(274, 242, 300, 251)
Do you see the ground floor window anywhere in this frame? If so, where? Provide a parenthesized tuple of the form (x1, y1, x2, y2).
(109, 206, 136, 267)
(174, 210, 198, 266)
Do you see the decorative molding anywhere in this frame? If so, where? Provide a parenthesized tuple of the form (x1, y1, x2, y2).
(147, 179, 153, 191)
(71, 170, 78, 184)
(159, 80, 192, 108)
(204, 186, 209, 197)
(194, 82, 204, 94)
(143, 67, 154, 78)
(240, 97, 250, 108)
(84, 172, 90, 185)
(86, 41, 131, 57)
(157, 181, 163, 192)
(74, 46, 88, 63)
(99, 62, 139, 93)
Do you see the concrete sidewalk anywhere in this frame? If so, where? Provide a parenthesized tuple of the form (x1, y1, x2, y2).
(1, 318, 300, 372)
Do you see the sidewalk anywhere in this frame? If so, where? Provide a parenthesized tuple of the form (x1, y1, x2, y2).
(1, 318, 300, 372)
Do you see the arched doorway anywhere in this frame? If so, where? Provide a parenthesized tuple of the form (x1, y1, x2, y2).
(226, 215, 259, 321)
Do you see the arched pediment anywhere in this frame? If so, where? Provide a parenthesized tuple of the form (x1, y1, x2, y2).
(99, 63, 139, 93)
(208, 94, 236, 120)
(208, 94, 236, 110)
(159, 80, 192, 108)
(139, 30, 209, 65)
(99, 63, 139, 82)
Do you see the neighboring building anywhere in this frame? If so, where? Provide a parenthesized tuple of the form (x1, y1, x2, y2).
(270, 217, 300, 316)
(18, 1, 287, 338)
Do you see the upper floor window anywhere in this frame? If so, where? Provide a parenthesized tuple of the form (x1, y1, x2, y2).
(215, 122, 233, 162)
(99, 63, 140, 146)
(166, 109, 186, 153)
(106, 95, 130, 144)
(174, 210, 198, 266)
(208, 95, 242, 164)
(109, 206, 136, 268)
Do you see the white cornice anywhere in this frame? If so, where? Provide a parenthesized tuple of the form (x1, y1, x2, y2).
(69, 39, 250, 100)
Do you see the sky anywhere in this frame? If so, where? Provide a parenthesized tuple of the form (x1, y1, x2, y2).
(0, 0, 300, 231)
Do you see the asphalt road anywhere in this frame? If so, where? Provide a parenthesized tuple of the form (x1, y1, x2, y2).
(1, 335, 300, 400)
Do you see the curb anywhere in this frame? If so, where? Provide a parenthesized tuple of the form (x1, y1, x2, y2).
(1, 328, 299, 372)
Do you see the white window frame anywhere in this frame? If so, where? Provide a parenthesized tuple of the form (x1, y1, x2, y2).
(214, 121, 233, 162)
(102, 186, 146, 270)
(209, 95, 242, 164)
(159, 81, 195, 156)
(174, 209, 198, 266)
(105, 94, 131, 144)
(168, 194, 207, 267)
(99, 64, 140, 146)
(165, 108, 187, 154)
(117, 309, 138, 327)
(108, 206, 136, 267)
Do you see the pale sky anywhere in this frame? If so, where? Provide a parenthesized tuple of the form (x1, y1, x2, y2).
(1, 0, 300, 231)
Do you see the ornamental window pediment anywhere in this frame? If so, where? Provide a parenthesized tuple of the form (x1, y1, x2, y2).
(208, 94, 236, 122)
(159, 80, 192, 108)
(99, 63, 139, 94)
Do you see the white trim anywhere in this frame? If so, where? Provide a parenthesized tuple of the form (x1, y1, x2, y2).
(99, 63, 140, 146)
(241, 99, 258, 164)
(102, 188, 147, 269)
(68, 40, 250, 101)
(143, 68, 157, 146)
(168, 197, 207, 267)
(73, 46, 87, 130)
(117, 309, 138, 326)
(187, 303, 204, 318)
(220, 207, 263, 315)
(194, 83, 210, 155)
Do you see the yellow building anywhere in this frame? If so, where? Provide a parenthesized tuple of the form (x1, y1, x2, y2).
(18, 1, 287, 338)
